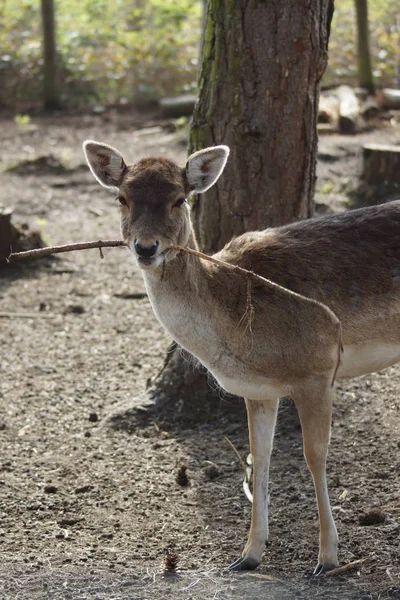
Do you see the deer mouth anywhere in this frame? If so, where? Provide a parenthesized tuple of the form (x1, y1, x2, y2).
(136, 252, 165, 270)
(138, 256, 157, 268)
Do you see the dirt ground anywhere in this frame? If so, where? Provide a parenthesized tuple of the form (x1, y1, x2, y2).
(0, 111, 399, 600)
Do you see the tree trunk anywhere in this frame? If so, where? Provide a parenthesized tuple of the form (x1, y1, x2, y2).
(201, 0, 209, 53)
(41, 0, 61, 110)
(191, 0, 333, 253)
(151, 0, 334, 422)
(354, 0, 374, 95)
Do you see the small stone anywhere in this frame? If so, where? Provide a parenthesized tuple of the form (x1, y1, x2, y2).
(203, 464, 220, 481)
(75, 484, 94, 494)
(65, 304, 85, 314)
(289, 493, 301, 503)
(358, 508, 387, 526)
(58, 518, 80, 527)
(44, 484, 58, 494)
(84, 431, 91, 438)
(88, 412, 98, 423)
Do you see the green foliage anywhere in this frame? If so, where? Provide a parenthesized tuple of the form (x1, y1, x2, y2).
(0, 0, 201, 108)
(14, 114, 31, 131)
(0, 0, 398, 109)
(324, 0, 399, 87)
(321, 181, 334, 194)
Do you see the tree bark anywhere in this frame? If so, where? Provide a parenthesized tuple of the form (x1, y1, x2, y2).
(41, 0, 61, 110)
(151, 0, 334, 422)
(191, 0, 333, 253)
(354, 0, 375, 95)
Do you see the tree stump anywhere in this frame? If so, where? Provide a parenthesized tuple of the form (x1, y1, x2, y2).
(362, 144, 400, 186)
(376, 88, 400, 110)
(0, 206, 18, 262)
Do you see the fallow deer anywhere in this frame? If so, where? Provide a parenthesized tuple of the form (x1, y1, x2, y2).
(83, 140, 400, 574)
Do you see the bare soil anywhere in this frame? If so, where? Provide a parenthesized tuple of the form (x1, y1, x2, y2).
(0, 112, 399, 600)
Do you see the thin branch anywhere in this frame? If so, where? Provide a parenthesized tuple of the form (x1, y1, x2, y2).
(224, 436, 253, 504)
(6, 240, 343, 386)
(7, 240, 127, 263)
(224, 436, 248, 479)
(0, 312, 54, 319)
(169, 244, 338, 314)
(170, 244, 343, 386)
(324, 558, 370, 576)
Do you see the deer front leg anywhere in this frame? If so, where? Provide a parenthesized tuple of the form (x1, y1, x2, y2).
(229, 397, 278, 571)
(295, 383, 339, 575)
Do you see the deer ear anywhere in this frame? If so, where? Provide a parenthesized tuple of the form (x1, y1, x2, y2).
(83, 140, 127, 189)
(185, 145, 229, 193)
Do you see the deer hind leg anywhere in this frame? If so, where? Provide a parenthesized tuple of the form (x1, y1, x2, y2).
(294, 381, 339, 575)
(229, 397, 279, 571)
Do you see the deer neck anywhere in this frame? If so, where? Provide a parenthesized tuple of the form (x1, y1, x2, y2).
(140, 229, 216, 355)
(142, 230, 206, 306)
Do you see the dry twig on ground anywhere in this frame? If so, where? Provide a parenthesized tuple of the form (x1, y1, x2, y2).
(325, 558, 370, 576)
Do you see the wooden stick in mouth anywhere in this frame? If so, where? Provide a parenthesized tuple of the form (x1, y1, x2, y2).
(169, 245, 343, 386)
(7, 239, 127, 262)
(6, 240, 343, 384)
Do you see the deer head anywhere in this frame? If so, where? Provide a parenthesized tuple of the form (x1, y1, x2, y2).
(83, 141, 229, 270)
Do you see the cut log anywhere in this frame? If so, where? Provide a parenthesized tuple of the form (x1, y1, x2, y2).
(360, 97, 379, 120)
(159, 95, 197, 118)
(336, 85, 362, 134)
(362, 144, 400, 186)
(354, 87, 369, 101)
(318, 95, 340, 125)
(376, 88, 400, 110)
(317, 123, 337, 135)
(0, 206, 18, 262)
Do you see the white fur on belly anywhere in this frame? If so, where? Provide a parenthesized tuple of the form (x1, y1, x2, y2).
(210, 373, 286, 401)
(338, 344, 400, 379)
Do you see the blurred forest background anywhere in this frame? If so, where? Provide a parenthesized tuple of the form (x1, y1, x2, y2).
(0, 0, 399, 111)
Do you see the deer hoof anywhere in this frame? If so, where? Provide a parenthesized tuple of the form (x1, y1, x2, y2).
(228, 556, 260, 571)
(313, 562, 338, 576)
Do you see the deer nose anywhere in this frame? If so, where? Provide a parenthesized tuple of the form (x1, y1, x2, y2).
(134, 240, 159, 258)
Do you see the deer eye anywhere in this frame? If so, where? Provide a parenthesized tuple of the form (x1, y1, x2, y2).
(116, 195, 127, 207)
(173, 197, 186, 209)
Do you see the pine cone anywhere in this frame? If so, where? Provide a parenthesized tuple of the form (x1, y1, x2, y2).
(176, 464, 189, 487)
